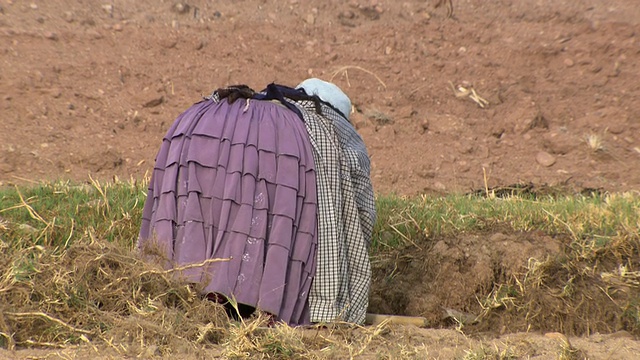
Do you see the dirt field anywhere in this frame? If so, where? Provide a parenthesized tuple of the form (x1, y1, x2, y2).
(1, 0, 639, 358)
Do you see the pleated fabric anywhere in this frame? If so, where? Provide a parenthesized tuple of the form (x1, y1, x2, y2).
(138, 98, 318, 326)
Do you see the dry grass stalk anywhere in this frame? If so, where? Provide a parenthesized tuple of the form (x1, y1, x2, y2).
(434, 0, 454, 18)
(364, 109, 394, 126)
(585, 133, 605, 152)
(330, 65, 387, 89)
(0, 237, 229, 355)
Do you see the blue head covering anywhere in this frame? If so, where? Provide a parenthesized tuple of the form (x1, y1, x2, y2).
(296, 78, 351, 120)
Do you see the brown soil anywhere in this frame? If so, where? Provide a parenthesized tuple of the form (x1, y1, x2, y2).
(1, 0, 639, 358)
(1, 0, 639, 195)
(370, 230, 564, 328)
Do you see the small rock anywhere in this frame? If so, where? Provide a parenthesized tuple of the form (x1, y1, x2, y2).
(81, 18, 96, 26)
(375, 125, 396, 138)
(607, 123, 625, 135)
(304, 13, 315, 25)
(489, 232, 508, 242)
(102, 4, 113, 15)
(535, 151, 556, 167)
(132, 112, 143, 125)
(339, 10, 355, 19)
(431, 240, 448, 255)
(159, 39, 178, 49)
(112, 23, 123, 31)
(30, 3, 38, 10)
(563, 58, 574, 67)
(43, 31, 58, 41)
(360, 6, 380, 20)
(459, 143, 474, 154)
(420, 119, 429, 133)
(353, 118, 367, 130)
(63, 11, 75, 23)
(172, 2, 190, 14)
(607, 330, 634, 339)
(143, 96, 164, 108)
(456, 160, 470, 173)
(324, 53, 338, 62)
(545, 332, 570, 344)
(86, 29, 103, 39)
(542, 136, 573, 155)
(416, 165, 436, 179)
(433, 181, 446, 191)
(526, 112, 549, 131)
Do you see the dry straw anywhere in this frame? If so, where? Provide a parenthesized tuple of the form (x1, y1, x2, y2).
(0, 237, 229, 356)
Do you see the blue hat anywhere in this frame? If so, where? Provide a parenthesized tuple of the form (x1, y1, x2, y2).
(296, 78, 351, 120)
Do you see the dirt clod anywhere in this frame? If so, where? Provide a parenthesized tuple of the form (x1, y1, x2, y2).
(536, 151, 557, 167)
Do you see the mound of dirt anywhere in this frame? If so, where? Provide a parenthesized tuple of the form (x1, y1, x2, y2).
(370, 231, 563, 327)
(371, 227, 640, 338)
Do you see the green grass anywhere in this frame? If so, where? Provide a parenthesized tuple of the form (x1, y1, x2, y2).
(1, 179, 638, 254)
(373, 192, 640, 251)
(0, 178, 146, 249)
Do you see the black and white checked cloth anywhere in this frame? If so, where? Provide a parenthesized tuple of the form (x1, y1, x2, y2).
(290, 100, 376, 324)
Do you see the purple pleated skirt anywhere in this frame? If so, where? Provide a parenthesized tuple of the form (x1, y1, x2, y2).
(138, 98, 318, 326)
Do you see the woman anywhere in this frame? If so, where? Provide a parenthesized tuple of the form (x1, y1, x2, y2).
(138, 79, 375, 326)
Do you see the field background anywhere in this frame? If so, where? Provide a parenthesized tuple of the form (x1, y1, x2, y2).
(1, 0, 639, 194)
(1, 0, 640, 358)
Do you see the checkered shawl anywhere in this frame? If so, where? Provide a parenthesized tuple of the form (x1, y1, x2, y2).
(288, 99, 376, 324)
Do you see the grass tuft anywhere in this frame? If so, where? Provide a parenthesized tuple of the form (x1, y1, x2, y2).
(372, 191, 639, 251)
(585, 132, 605, 152)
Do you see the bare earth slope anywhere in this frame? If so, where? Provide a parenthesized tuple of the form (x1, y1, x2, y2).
(1, 0, 639, 195)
